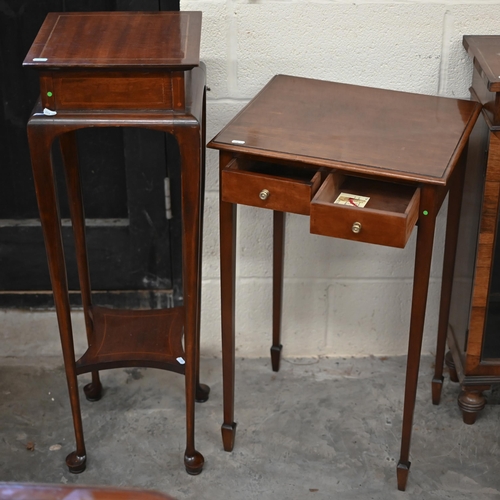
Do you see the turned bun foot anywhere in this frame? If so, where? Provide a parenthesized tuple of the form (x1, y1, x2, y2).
(66, 451, 86, 474)
(458, 389, 486, 425)
(270, 344, 283, 372)
(432, 376, 444, 405)
(396, 460, 411, 491)
(221, 422, 237, 452)
(184, 450, 204, 475)
(445, 351, 459, 383)
(195, 383, 210, 403)
(83, 381, 103, 402)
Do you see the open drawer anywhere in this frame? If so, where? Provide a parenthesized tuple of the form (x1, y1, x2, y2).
(221, 158, 323, 215)
(310, 173, 420, 248)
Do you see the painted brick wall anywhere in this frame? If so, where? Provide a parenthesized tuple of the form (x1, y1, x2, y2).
(183, 0, 500, 358)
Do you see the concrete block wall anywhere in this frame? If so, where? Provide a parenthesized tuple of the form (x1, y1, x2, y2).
(183, 0, 500, 358)
(3, 5, 498, 362)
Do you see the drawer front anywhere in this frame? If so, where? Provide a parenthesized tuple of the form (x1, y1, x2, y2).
(310, 174, 420, 248)
(41, 71, 175, 111)
(221, 159, 322, 215)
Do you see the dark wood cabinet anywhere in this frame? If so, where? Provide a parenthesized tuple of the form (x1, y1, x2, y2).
(437, 36, 500, 423)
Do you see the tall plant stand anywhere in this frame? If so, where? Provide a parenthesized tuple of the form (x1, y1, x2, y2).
(24, 11, 209, 474)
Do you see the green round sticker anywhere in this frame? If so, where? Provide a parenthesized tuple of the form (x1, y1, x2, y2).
(47, 91, 53, 97)
(423, 210, 429, 216)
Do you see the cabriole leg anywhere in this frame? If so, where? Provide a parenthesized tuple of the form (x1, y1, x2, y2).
(28, 123, 87, 473)
(178, 127, 204, 474)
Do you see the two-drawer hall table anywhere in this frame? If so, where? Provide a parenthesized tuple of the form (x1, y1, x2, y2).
(208, 74, 481, 490)
(24, 11, 209, 475)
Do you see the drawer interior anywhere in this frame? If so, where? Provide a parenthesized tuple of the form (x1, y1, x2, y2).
(314, 173, 418, 214)
(226, 158, 320, 184)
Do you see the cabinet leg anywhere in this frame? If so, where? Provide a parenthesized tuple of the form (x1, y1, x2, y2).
(271, 211, 285, 372)
(445, 351, 459, 383)
(458, 388, 486, 425)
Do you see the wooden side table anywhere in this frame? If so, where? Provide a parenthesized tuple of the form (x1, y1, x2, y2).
(23, 12, 209, 475)
(208, 75, 481, 491)
(432, 36, 500, 424)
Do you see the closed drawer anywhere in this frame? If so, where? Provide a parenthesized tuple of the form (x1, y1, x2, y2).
(310, 173, 420, 248)
(221, 158, 323, 215)
(41, 71, 175, 111)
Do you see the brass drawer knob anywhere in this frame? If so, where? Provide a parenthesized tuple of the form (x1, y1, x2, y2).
(259, 189, 270, 200)
(352, 222, 362, 234)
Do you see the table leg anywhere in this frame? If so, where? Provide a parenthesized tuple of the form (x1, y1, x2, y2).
(59, 131, 102, 402)
(27, 124, 87, 473)
(397, 186, 438, 491)
(178, 127, 204, 474)
(220, 195, 237, 452)
(432, 151, 467, 405)
(271, 211, 285, 371)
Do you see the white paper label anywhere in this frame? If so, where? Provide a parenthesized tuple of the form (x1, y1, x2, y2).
(176, 357, 185, 365)
(334, 192, 370, 208)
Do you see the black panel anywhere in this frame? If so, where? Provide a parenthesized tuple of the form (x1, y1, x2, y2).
(122, 128, 173, 292)
(484, 208, 500, 358)
(160, 0, 180, 11)
(115, 0, 160, 10)
(484, 300, 500, 359)
(0, 0, 63, 219)
(51, 130, 128, 220)
(63, 0, 115, 10)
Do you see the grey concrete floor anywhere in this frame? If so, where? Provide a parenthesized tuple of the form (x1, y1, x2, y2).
(1, 354, 500, 499)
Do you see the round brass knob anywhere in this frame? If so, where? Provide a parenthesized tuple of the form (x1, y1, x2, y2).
(352, 222, 362, 234)
(259, 189, 270, 201)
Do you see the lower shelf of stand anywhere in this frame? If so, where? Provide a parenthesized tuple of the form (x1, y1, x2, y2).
(76, 306, 186, 374)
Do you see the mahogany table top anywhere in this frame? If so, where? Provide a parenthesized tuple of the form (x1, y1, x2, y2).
(209, 75, 481, 186)
(23, 11, 201, 70)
